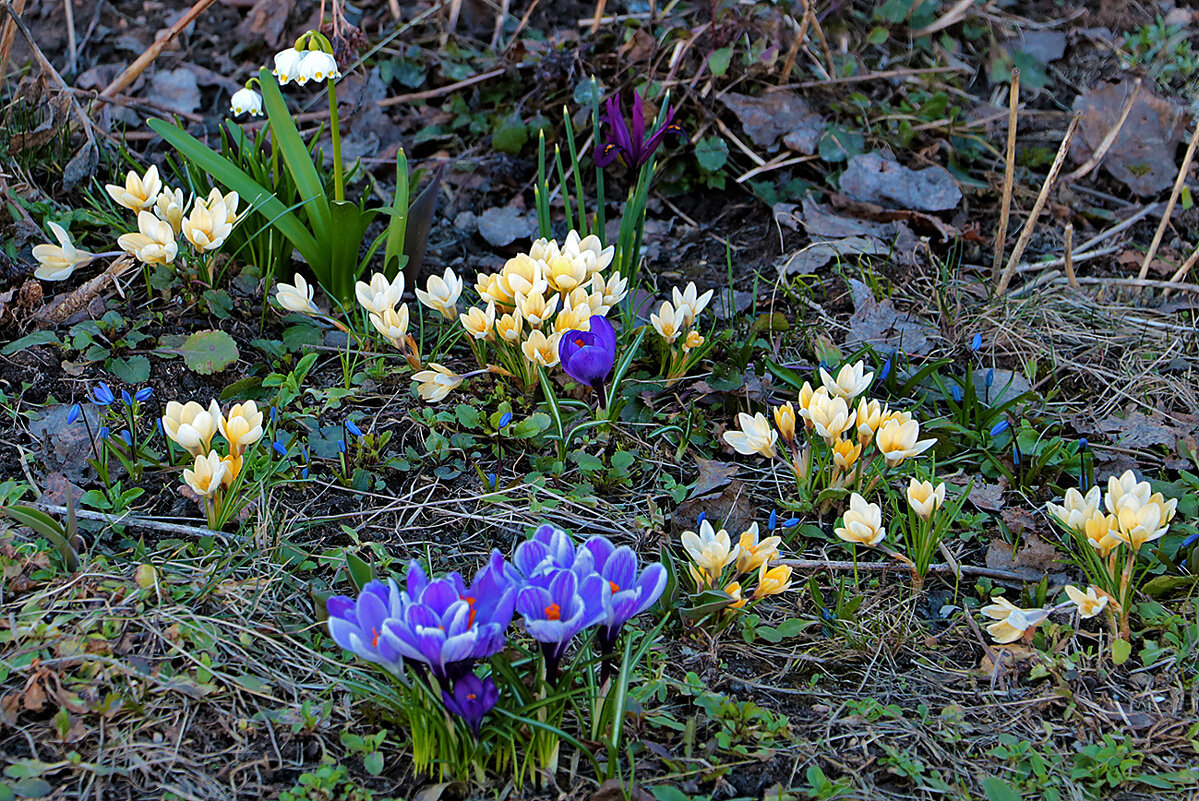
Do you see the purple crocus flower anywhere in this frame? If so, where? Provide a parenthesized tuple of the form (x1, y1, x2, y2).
(573, 536, 666, 652)
(442, 673, 499, 737)
(558, 315, 617, 391)
(516, 567, 608, 665)
(594, 90, 686, 170)
(464, 551, 518, 659)
(507, 524, 580, 580)
(326, 579, 407, 676)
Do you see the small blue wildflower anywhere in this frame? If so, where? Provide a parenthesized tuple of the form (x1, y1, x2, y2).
(783, 517, 800, 528)
(301, 465, 310, 479)
(950, 385, 963, 403)
(345, 419, 363, 438)
(120, 389, 133, 406)
(486, 473, 497, 489)
(272, 441, 288, 457)
(970, 333, 982, 352)
(498, 411, 512, 430)
(1182, 531, 1199, 549)
(67, 404, 81, 424)
(337, 439, 347, 454)
(696, 511, 706, 525)
(134, 387, 153, 402)
(985, 368, 995, 389)
(1012, 441, 1021, 467)
(270, 406, 278, 423)
(156, 418, 164, 436)
(120, 430, 132, 446)
(879, 357, 892, 382)
(98, 426, 110, 440)
(768, 509, 778, 531)
(989, 420, 1010, 437)
(92, 383, 114, 405)
(1078, 437, 1088, 452)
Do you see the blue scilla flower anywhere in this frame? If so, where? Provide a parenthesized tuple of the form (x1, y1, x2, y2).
(1012, 441, 1022, 467)
(498, 411, 512, 430)
(950, 384, 963, 403)
(971, 333, 982, 352)
(345, 419, 363, 438)
(696, 511, 706, 525)
(879, 357, 892, 382)
(337, 439, 347, 454)
(98, 426, 110, 440)
(985, 368, 995, 389)
(783, 517, 800, 528)
(768, 509, 778, 531)
(272, 441, 288, 457)
(92, 383, 114, 405)
(67, 404, 81, 424)
(1182, 531, 1199, 549)
(120, 389, 133, 406)
(120, 430, 132, 446)
(1078, 437, 1088, 452)
(989, 420, 1010, 437)
(486, 473, 497, 489)
(134, 387, 153, 402)
(270, 405, 278, 423)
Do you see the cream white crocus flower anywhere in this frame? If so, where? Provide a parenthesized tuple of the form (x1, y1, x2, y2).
(681, 520, 740, 587)
(415, 268, 463, 319)
(1104, 470, 1152, 516)
(832, 438, 862, 471)
(459, 302, 496, 340)
(1046, 486, 1102, 533)
(497, 253, 546, 301)
(835, 493, 885, 547)
(154, 188, 187, 234)
(162, 401, 218, 457)
(299, 49, 340, 83)
(33, 222, 95, 281)
(546, 250, 590, 293)
(272, 47, 305, 85)
(369, 304, 411, 350)
(516, 290, 559, 328)
(650, 301, 684, 344)
(907, 479, 946, 520)
(412, 364, 463, 402)
(206, 188, 241, 226)
(1064, 585, 1110, 619)
(855, 398, 884, 445)
(773, 402, 797, 445)
(106, 165, 162, 211)
(591, 271, 628, 311)
(117, 211, 178, 265)
(230, 86, 263, 117)
(820, 361, 874, 401)
(496, 309, 524, 342)
(753, 564, 793, 598)
(806, 388, 857, 445)
(682, 331, 704, 352)
(1083, 511, 1122, 558)
(561, 230, 614, 274)
(875, 418, 935, 466)
(722, 412, 777, 458)
(219, 401, 263, 456)
(521, 329, 561, 367)
(671, 282, 714, 326)
(184, 450, 228, 498)
(552, 305, 590, 335)
(1113, 501, 1168, 551)
(981, 597, 1048, 644)
(276, 274, 321, 315)
(182, 197, 233, 253)
(736, 523, 781, 574)
(356, 272, 404, 316)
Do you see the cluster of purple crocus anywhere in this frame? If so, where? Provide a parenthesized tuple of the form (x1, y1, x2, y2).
(326, 524, 666, 737)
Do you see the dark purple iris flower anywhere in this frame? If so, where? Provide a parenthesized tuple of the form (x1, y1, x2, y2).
(594, 90, 686, 170)
(558, 315, 616, 391)
(326, 579, 407, 677)
(573, 536, 667, 653)
(442, 673, 499, 737)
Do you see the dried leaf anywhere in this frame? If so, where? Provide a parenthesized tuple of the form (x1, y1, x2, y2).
(671, 478, 755, 539)
(690, 458, 738, 499)
(236, 0, 295, 48)
(839, 152, 963, 212)
(844, 278, 936, 356)
(719, 91, 826, 153)
(1072, 80, 1188, 196)
(1096, 410, 1184, 449)
(478, 206, 533, 247)
(146, 68, 201, 116)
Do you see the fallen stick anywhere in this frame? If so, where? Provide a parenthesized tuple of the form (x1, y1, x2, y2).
(1063, 223, 1078, 288)
(995, 112, 1080, 294)
(26, 502, 251, 545)
(100, 0, 221, 99)
(779, 558, 1038, 584)
(0, 0, 25, 81)
(992, 68, 1020, 283)
(1163, 242, 1199, 297)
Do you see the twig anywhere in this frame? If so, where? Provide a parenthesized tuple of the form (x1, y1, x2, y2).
(779, 558, 1041, 585)
(995, 112, 1080, 294)
(64, 0, 77, 74)
(992, 68, 1019, 283)
(1063, 223, 1078, 288)
(778, 9, 811, 84)
(803, 0, 836, 80)
(1063, 77, 1140, 182)
(1163, 242, 1199, 297)
(99, 0, 221, 98)
(912, 0, 974, 38)
(1137, 121, 1199, 283)
(0, 0, 25, 80)
(26, 502, 250, 545)
(589, 0, 607, 34)
(782, 65, 969, 90)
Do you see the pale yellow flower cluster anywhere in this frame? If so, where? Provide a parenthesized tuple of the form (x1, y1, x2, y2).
(1046, 471, 1177, 555)
(680, 520, 792, 606)
(108, 167, 240, 267)
(163, 399, 263, 499)
(650, 282, 711, 362)
(461, 232, 623, 370)
(722, 360, 935, 489)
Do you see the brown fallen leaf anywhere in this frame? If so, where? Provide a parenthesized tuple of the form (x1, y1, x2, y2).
(719, 91, 827, 153)
(590, 778, 655, 801)
(671, 478, 756, 539)
(968, 482, 1005, 512)
(1072, 79, 1188, 196)
(236, 0, 295, 48)
(828, 192, 958, 241)
(691, 457, 739, 499)
(1095, 410, 1185, 450)
(843, 278, 936, 356)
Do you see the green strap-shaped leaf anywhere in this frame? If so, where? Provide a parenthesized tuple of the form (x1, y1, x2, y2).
(146, 118, 320, 262)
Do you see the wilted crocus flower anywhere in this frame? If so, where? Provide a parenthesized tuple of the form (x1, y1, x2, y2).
(573, 536, 666, 652)
(516, 567, 608, 668)
(980, 596, 1048, 644)
(442, 673, 499, 737)
(326, 579, 407, 676)
(558, 315, 617, 391)
(594, 90, 686, 170)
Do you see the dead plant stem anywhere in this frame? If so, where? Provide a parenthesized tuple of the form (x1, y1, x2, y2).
(99, 0, 221, 98)
(1137, 121, 1199, 283)
(992, 68, 1019, 283)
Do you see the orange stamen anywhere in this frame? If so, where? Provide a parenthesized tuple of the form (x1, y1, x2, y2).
(609, 581, 620, 594)
(544, 603, 561, 621)
(371, 627, 379, 648)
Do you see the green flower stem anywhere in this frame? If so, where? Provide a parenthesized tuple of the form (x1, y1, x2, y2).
(327, 79, 344, 202)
